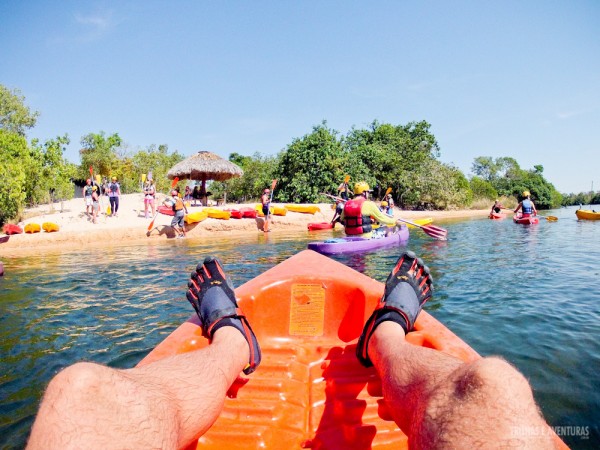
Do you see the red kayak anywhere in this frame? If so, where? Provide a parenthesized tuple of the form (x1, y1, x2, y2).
(2, 224, 23, 235)
(513, 214, 539, 225)
(225, 209, 243, 219)
(489, 212, 505, 220)
(307, 222, 334, 231)
(157, 205, 174, 216)
(239, 207, 257, 219)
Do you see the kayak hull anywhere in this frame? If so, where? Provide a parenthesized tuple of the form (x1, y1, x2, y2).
(576, 209, 600, 220)
(489, 212, 505, 220)
(307, 226, 409, 255)
(513, 214, 539, 225)
(157, 205, 175, 216)
(285, 204, 321, 214)
(307, 222, 334, 231)
(184, 211, 208, 224)
(42, 222, 60, 232)
(24, 223, 41, 233)
(137, 250, 479, 450)
(3, 224, 23, 235)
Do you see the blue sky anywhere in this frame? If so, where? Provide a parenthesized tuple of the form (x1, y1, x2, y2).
(2, 1, 598, 194)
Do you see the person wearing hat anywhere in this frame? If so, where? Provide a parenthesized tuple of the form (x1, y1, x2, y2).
(340, 182, 398, 237)
(514, 191, 537, 218)
(91, 186, 100, 224)
(107, 176, 121, 217)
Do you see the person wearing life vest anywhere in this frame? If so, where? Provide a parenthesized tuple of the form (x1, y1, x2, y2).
(514, 191, 537, 218)
(82, 179, 94, 217)
(341, 182, 398, 237)
(164, 189, 188, 238)
(107, 176, 121, 217)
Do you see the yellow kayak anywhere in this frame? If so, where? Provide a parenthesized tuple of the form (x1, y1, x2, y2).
(254, 204, 288, 217)
(284, 204, 321, 214)
(184, 211, 209, 224)
(204, 208, 231, 220)
(24, 223, 41, 233)
(42, 222, 60, 232)
(575, 209, 600, 220)
(406, 218, 433, 229)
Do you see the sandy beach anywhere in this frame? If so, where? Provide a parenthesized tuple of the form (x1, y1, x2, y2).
(0, 193, 491, 257)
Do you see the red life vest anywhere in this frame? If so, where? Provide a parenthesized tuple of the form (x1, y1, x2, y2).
(343, 197, 373, 235)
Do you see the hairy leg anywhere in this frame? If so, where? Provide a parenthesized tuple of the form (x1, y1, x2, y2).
(28, 327, 248, 450)
(369, 321, 555, 449)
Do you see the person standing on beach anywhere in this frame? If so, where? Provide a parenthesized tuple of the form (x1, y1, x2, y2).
(91, 186, 100, 224)
(107, 177, 121, 217)
(261, 188, 270, 216)
(143, 179, 156, 219)
(82, 179, 93, 217)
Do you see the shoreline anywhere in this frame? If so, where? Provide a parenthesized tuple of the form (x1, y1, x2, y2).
(0, 193, 491, 258)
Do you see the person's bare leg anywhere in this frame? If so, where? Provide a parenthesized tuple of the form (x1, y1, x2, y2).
(368, 316, 555, 449)
(356, 251, 555, 449)
(27, 327, 248, 450)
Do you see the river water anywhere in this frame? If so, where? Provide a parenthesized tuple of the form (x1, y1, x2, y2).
(1, 206, 598, 448)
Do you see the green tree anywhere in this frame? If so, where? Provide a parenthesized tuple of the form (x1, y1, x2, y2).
(211, 152, 277, 202)
(0, 85, 39, 136)
(0, 130, 29, 223)
(344, 120, 440, 200)
(79, 132, 122, 179)
(469, 176, 498, 200)
(275, 122, 345, 203)
(131, 144, 184, 194)
(29, 135, 77, 207)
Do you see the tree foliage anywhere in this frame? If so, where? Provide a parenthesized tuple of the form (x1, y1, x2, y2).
(0, 130, 29, 223)
(471, 157, 562, 209)
(79, 132, 122, 179)
(0, 85, 39, 135)
(274, 122, 345, 203)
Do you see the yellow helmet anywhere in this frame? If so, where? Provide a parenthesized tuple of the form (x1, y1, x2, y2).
(381, 201, 388, 207)
(354, 181, 371, 195)
(523, 190, 531, 197)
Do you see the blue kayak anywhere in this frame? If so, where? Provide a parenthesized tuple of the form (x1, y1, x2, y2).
(307, 225, 409, 255)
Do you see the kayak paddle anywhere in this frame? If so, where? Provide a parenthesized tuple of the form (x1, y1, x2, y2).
(147, 177, 179, 232)
(396, 218, 448, 240)
(264, 179, 277, 232)
(546, 216, 558, 222)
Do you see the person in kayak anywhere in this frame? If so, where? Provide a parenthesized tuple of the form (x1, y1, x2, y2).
(341, 181, 397, 237)
(27, 254, 556, 449)
(491, 199, 505, 214)
(514, 191, 537, 217)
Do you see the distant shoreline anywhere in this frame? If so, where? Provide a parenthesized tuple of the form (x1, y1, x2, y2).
(0, 194, 491, 258)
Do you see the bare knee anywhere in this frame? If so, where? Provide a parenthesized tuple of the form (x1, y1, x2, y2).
(454, 357, 533, 401)
(47, 362, 110, 399)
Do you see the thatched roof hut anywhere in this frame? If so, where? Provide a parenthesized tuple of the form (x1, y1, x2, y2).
(167, 151, 243, 182)
(167, 151, 243, 205)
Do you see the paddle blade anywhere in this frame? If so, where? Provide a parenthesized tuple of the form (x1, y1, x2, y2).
(546, 216, 558, 222)
(171, 177, 180, 188)
(344, 174, 350, 183)
(385, 187, 392, 197)
(271, 179, 277, 190)
(422, 224, 448, 240)
(89, 166, 93, 176)
(147, 214, 157, 231)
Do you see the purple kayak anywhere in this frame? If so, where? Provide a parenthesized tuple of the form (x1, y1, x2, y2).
(307, 225, 409, 255)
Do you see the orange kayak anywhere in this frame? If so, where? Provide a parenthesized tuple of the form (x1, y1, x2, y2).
(138, 250, 567, 450)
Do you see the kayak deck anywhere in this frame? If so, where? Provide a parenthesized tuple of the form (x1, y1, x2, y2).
(307, 226, 409, 255)
(139, 250, 481, 449)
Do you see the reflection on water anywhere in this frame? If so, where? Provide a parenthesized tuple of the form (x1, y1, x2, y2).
(1, 207, 598, 448)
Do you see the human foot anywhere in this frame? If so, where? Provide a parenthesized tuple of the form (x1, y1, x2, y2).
(356, 251, 433, 367)
(186, 257, 261, 374)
